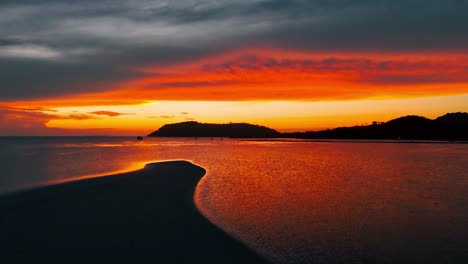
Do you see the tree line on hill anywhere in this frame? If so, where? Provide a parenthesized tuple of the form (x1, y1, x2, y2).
(147, 112, 468, 140)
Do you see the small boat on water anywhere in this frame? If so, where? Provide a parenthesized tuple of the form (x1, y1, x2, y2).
(136, 136, 144, 140)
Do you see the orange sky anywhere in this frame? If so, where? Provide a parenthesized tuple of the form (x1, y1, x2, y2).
(1, 48, 468, 136)
(1, 1, 468, 136)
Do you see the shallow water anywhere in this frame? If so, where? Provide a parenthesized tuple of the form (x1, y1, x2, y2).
(0, 137, 467, 263)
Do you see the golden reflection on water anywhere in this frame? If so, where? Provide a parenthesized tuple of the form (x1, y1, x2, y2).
(1, 138, 467, 263)
(194, 142, 468, 264)
(47, 160, 150, 186)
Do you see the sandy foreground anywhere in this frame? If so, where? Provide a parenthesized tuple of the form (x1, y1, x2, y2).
(0, 160, 270, 263)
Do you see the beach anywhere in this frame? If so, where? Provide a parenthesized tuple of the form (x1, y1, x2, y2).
(0, 160, 269, 263)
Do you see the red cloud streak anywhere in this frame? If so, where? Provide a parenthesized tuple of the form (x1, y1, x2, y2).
(6, 48, 468, 106)
(82, 48, 465, 102)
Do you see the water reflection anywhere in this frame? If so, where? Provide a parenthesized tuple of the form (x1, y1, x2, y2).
(0, 137, 466, 263)
(194, 142, 468, 263)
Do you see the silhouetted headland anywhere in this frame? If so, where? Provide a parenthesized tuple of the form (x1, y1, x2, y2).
(148, 113, 468, 140)
(284, 112, 468, 140)
(0, 161, 269, 263)
(148, 121, 280, 138)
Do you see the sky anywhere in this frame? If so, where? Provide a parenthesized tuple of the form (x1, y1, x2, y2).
(1, 0, 467, 135)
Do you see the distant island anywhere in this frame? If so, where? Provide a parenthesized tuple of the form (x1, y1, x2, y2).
(148, 121, 280, 138)
(147, 112, 468, 140)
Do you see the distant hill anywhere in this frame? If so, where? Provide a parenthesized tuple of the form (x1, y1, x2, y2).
(147, 121, 280, 138)
(147, 113, 468, 140)
(435, 112, 468, 126)
(283, 112, 468, 140)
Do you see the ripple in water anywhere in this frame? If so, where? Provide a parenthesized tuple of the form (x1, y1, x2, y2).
(1, 137, 467, 263)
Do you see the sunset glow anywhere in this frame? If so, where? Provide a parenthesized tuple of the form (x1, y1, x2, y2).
(2, 2, 468, 262)
(1, 1, 467, 135)
(2, 94, 468, 136)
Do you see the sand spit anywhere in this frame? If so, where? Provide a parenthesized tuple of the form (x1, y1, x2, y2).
(0, 160, 269, 263)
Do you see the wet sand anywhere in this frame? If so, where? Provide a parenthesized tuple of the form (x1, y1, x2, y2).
(0, 160, 269, 263)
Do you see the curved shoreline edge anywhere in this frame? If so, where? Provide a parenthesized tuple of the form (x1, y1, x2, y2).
(0, 160, 270, 263)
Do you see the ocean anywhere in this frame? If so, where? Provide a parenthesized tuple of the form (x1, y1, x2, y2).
(1, 136, 467, 263)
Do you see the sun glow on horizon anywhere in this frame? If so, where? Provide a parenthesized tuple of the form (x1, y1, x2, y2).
(1, 48, 468, 136)
(0, 94, 461, 136)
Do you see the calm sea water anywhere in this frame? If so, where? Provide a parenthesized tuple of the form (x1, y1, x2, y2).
(0, 137, 467, 263)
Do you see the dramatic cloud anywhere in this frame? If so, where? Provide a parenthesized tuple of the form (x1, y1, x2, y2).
(0, 106, 96, 121)
(0, 105, 102, 135)
(0, 105, 146, 135)
(90, 111, 132, 117)
(89, 49, 466, 101)
(0, 44, 63, 60)
(0, 0, 467, 101)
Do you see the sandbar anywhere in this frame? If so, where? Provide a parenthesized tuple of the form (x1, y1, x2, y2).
(0, 160, 269, 263)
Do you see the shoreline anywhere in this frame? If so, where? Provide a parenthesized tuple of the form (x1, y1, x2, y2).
(0, 160, 269, 263)
(240, 138, 468, 144)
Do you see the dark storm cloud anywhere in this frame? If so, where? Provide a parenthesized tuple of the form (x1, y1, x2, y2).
(0, 58, 145, 100)
(1, 0, 467, 100)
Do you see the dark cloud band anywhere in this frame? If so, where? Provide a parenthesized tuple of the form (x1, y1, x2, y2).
(1, 0, 467, 100)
